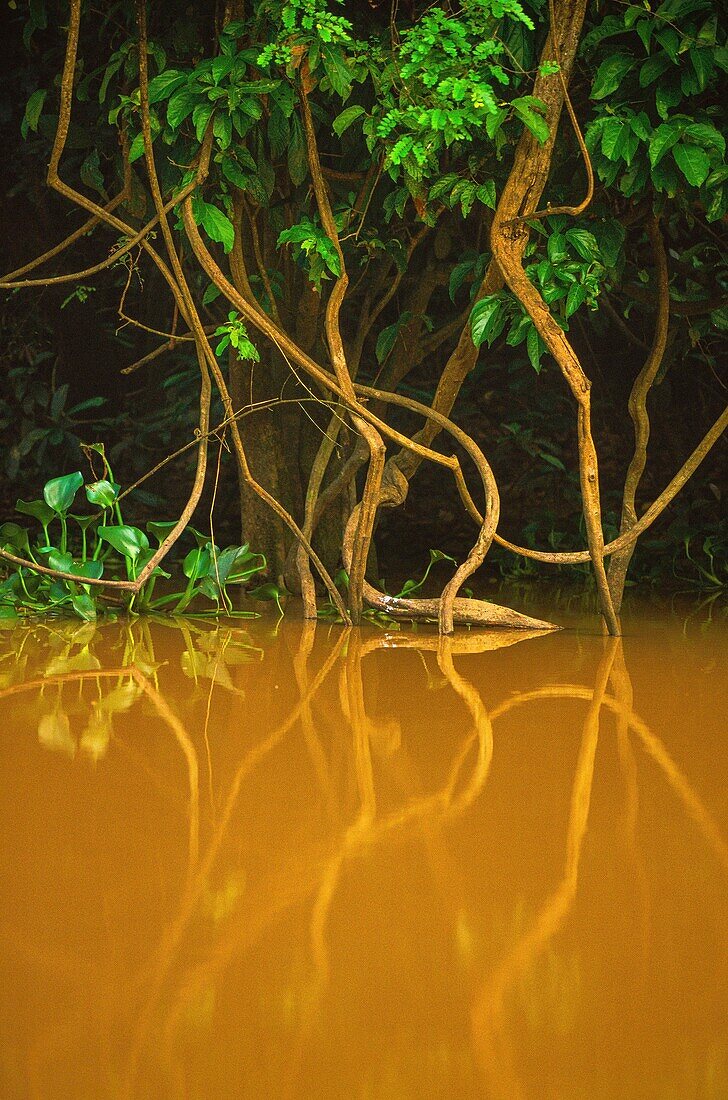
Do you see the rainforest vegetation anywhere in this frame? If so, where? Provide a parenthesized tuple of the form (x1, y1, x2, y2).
(0, 0, 726, 631)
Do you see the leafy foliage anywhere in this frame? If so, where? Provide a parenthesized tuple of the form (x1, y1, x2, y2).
(0, 458, 267, 620)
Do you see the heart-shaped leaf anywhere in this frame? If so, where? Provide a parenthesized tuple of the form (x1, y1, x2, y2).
(0, 523, 31, 552)
(183, 547, 212, 581)
(74, 560, 104, 580)
(43, 472, 83, 515)
(98, 525, 149, 561)
(85, 480, 119, 508)
(16, 498, 55, 526)
(147, 520, 177, 545)
(71, 592, 97, 621)
(47, 549, 74, 573)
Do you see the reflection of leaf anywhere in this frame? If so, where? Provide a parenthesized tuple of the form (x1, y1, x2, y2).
(38, 711, 76, 757)
(181, 648, 207, 681)
(79, 711, 111, 762)
(45, 648, 101, 676)
(99, 682, 140, 715)
(180, 649, 240, 693)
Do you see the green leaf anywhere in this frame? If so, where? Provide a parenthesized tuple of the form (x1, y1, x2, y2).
(212, 54, 234, 83)
(221, 155, 249, 190)
(526, 324, 544, 372)
(202, 282, 221, 305)
(85, 480, 119, 508)
(146, 520, 177, 545)
(147, 69, 186, 104)
(71, 593, 97, 621)
(690, 47, 712, 91)
(248, 582, 285, 613)
(591, 54, 634, 99)
(320, 42, 352, 98)
(512, 100, 549, 144)
(98, 525, 149, 561)
(22, 89, 47, 136)
(476, 180, 497, 210)
(98, 56, 123, 104)
(213, 112, 232, 150)
(547, 232, 568, 263)
(182, 547, 211, 581)
(79, 150, 105, 195)
(47, 549, 73, 573)
(639, 53, 671, 87)
(471, 297, 504, 347)
(672, 143, 711, 187)
(375, 319, 404, 364)
(565, 283, 587, 318)
(565, 229, 600, 262)
(43, 472, 83, 515)
(193, 100, 215, 142)
(167, 88, 198, 129)
(333, 105, 365, 137)
(287, 115, 308, 187)
(655, 82, 682, 119)
(649, 122, 681, 167)
(683, 122, 725, 158)
(127, 132, 146, 163)
(199, 203, 235, 253)
(15, 498, 54, 526)
(1, 522, 31, 552)
(601, 118, 627, 161)
(449, 259, 475, 302)
(74, 560, 104, 580)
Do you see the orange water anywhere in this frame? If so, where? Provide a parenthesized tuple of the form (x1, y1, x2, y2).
(0, 597, 726, 1099)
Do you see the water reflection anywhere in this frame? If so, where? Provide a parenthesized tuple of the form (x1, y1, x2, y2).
(0, 610, 726, 1099)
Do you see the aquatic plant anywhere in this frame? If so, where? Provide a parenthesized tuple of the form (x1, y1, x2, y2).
(0, 452, 267, 620)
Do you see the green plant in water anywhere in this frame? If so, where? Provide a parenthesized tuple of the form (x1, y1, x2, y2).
(0, 452, 268, 621)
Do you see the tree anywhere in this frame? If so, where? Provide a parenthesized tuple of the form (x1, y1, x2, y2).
(2, 0, 726, 632)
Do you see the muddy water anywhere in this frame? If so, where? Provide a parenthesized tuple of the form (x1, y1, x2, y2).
(0, 597, 726, 1100)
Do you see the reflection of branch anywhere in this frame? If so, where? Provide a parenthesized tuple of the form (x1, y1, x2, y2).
(611, 647, 652, 962)
(472, 640, 618, 1099)
(124, 628, 348, 1093)
(0, 668, 135, 699)
(131, 669, 200, 887)
(491, 683, 728, 872)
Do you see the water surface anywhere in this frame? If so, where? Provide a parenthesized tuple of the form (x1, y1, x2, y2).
(1, 597, 726, 1099)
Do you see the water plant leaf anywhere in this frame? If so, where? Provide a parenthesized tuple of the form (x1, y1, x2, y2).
(15, 498, 54, 526)
(85, 480, 119, 508)
(183, 547, 212, 581)
(98, 525, 149, 561)
(43, 472, 84, 515)
(47, 549, 73, 573)
(38, 711, 76, 757)
(71, 592, 97, 621)
(0, 523, 31, 552)
(74, 560, 104, 580)
(146, 520, 177, 545)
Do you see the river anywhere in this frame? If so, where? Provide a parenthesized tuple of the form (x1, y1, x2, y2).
(0, 593, 726, 1098)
